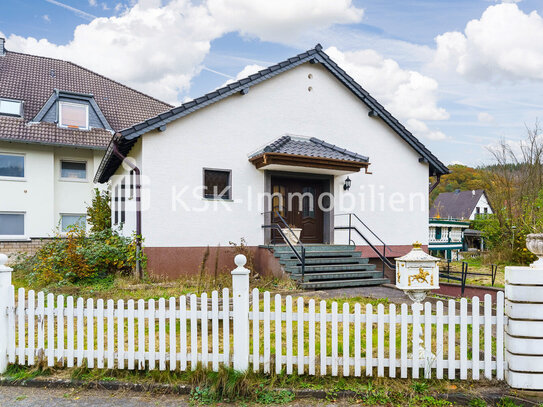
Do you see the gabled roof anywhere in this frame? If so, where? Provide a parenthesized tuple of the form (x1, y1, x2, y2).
(95, 44, 449, 182)
(0, 47, 172, 149)
(251, 135, 369, 163)
(430, 189, 490, 219)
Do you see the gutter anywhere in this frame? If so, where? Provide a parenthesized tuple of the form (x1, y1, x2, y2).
(111, 141, 143, 279)
(429, 174, 441, 194)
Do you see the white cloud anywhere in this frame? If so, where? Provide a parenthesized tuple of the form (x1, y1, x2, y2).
(325, 47, 449, 122)
(434, 3, 543, 81)
(89, 0, 97, 6)
(221, 64, 265, 86)
(450, 160, 465, 165)
(406, 119, 447, 141)
(42, 15, 51, 23)
(207, 0, 363, 43)
(4, 0, 364, 104)
(477, 112, 494, 122)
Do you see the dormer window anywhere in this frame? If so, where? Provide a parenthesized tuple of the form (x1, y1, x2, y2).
(59, 101, 88, 129)
(0, 98, 23, 116)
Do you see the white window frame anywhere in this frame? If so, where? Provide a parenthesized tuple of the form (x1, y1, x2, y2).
(0, 152, 26, 181)
(0, 211, 27, 240)
(60, 213, 87, 234)
(58, 101, 89, 130)
(0, 98, 23, 117)
(59, 159, 88, 182)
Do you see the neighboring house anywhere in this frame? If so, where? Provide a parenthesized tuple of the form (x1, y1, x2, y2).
(430, 189, 493, 220)
(94, 44, 449, 287)
(428, 218, 470, 260)
(0, 38, 171, 254)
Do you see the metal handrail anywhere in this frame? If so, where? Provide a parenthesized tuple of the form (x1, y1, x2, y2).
(334, 213, 394, 276)
(335, 213, 392, 252)
(262, 210, 306, 283)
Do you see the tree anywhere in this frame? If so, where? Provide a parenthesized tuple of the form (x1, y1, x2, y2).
(87, 188, 111, 233)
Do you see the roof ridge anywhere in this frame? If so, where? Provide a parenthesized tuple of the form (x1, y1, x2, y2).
(264, 135, 291, 152)
(5, 50, 173, 110)
(309, 137, 368, 162)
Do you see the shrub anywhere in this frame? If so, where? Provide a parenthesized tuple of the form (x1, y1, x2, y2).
(14, 226, 142, 287)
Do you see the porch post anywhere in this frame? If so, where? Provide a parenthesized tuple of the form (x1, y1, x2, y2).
(0, 254, 13, 373)
(231, 254, 250, 372)
(505, 235, 543, 389)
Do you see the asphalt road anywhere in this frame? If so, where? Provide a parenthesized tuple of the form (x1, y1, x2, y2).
(0, 386, 344, 407)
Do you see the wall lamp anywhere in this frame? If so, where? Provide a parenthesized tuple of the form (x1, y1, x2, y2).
(343, 176, 352, 191)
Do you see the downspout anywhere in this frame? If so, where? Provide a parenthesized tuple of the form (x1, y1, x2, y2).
(112, 142, 143, 279)
(429, 174, 441, 194)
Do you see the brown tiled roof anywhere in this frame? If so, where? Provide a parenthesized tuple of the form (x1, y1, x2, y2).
(0, 50, 172, 148)
(0, 116, 112, 149)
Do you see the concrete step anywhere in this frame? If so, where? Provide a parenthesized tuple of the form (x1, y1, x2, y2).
(279, 257, 369, 267)
(299, 278, 390, 290)
(276, 250, 362, 260)
(269, 244, 355, 253)
(290, 270, 383, 281)
(287, 263, 377, 274)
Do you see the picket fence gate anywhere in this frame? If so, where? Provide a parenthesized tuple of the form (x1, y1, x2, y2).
(0, 254, 505, 380)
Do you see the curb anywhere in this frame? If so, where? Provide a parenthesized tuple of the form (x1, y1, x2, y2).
(0, 377, 540, 405)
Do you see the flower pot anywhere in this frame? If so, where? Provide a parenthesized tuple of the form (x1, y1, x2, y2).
(281, 228, 302, 245)
(526, 233, 543, 268)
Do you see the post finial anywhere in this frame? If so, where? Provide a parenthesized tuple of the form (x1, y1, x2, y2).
(234, 254, 247, 268)
(412, 241, 422, 249)
(0, 254, 6, 267)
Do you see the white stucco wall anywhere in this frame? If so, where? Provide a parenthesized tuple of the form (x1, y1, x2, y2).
(114, 62, 432, 249)
(469, 193, 493, 220)
(0, 141, 105, 239)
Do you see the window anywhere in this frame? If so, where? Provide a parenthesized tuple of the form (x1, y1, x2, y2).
(0, 99, 22, 116)
(59, 102, 88, 129)
(484, 207, 488, 214)
(61, 161, 87, 180)
(203, 169, 231, 200)
(0, 213, 24, 236)
(61, 214, 86, 232)
(435, 227, 442, 240)
(476, 207, 481, 214)
(0, 154, 24, 178)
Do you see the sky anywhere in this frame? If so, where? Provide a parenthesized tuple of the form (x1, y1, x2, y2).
(2, 0, 543, 168)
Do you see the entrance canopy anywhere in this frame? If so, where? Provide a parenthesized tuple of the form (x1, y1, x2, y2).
(249, 135, 370, 175)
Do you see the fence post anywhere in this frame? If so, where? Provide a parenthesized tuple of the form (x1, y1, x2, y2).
(0, 254, 13, 373)
(231, 254, 250, 372)
(505, 235, 543, 389)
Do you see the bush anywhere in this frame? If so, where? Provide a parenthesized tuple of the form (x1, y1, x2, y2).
(14, 226, 142, 287)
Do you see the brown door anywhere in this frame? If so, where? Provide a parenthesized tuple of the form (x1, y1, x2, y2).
(271, 176, 324, 244)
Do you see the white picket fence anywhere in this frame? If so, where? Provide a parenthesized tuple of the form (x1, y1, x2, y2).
(4, 270, 505, 380)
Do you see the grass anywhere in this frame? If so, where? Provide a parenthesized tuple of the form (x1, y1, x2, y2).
(11, 269, 299, 302)
(3, 363, 508, 406)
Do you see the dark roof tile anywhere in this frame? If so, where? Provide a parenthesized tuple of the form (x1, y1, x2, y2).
(430, 189, 487, 219)
(253, 135, 369, 163)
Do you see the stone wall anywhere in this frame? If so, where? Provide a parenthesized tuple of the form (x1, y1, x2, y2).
(0, 238, 56, 262)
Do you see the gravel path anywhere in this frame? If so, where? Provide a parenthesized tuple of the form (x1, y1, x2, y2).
(0, 386, 347, 407)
